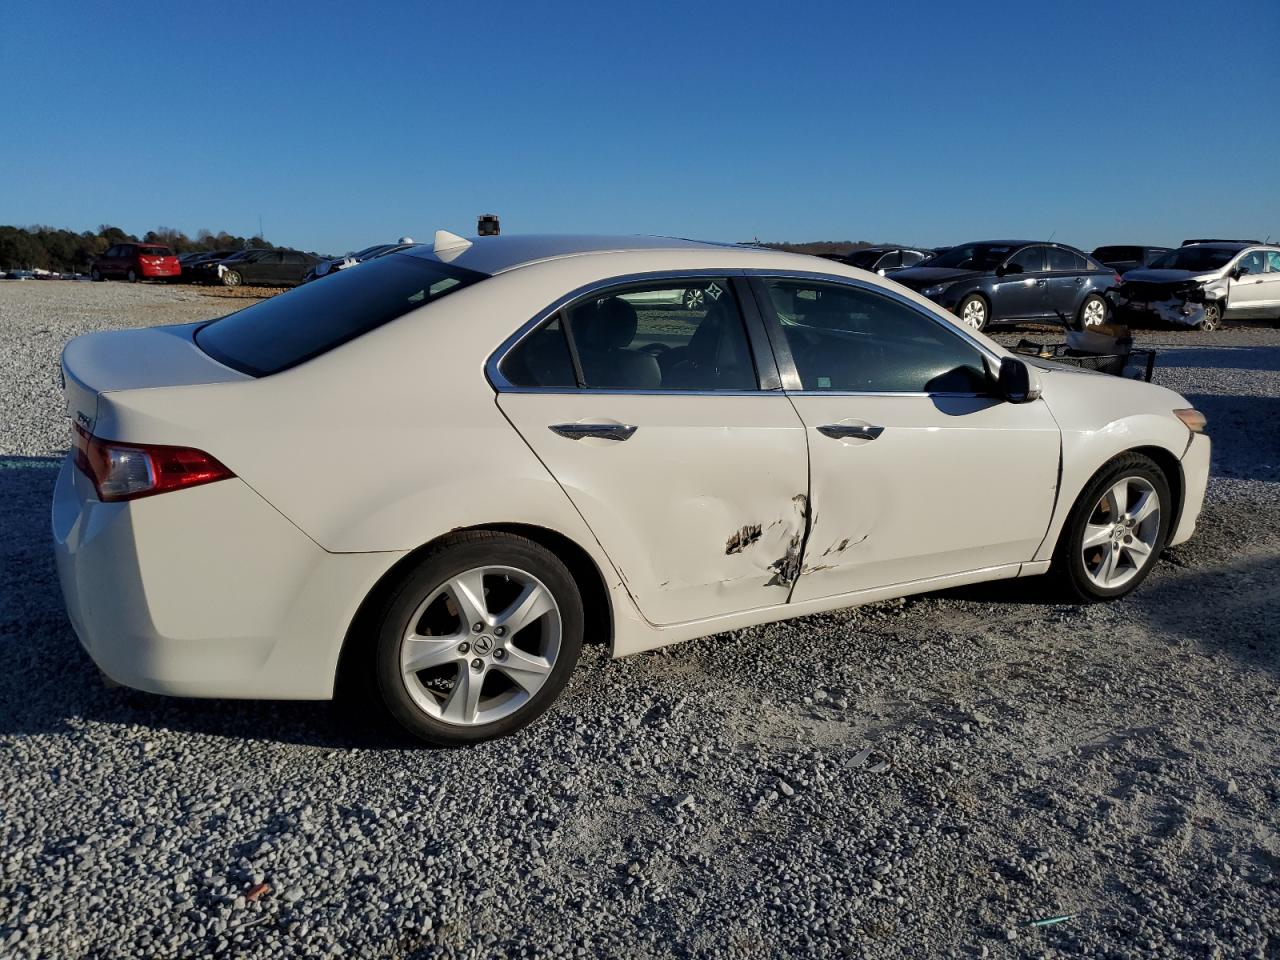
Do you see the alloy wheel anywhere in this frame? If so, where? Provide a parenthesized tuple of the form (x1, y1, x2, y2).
(683, 288, 706, 311)
(399, 565, 562, 726)
(1080, 476, 1160, 590)
(1199, 304, 1221, 332)
(1082, 298, 1106, 327)
(961, 299, 986, 330)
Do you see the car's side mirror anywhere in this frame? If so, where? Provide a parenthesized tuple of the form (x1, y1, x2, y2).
(998, 356, 1041, 403)
(997, 263, 1023, 277)
(1231, 266, 1249, 279)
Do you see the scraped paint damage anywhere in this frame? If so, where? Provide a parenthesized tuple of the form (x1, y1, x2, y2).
(725, 524, 763, 555)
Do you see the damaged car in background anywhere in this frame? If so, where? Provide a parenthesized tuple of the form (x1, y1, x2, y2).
(54, 233, 1210, 746)
(1110, 241, 1280, 331)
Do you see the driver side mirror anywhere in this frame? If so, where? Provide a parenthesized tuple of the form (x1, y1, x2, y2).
(998, 356, 1041, 404)
(1231, 266, 1249, 279)
(996, 262, 1023, 277)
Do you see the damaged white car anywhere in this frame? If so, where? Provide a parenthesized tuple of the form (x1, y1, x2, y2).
(54, 233, 1211, 745)
(1111, 241, 1280, 331)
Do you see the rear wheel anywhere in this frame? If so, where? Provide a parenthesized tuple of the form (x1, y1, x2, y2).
(1052, 453, 1170, 602)
(1196, 301, 1223, 332)
(958, 294, 989, 331)
(1078, 294, 1108, 329)
(683, 287, 706, 311)
(90, 268, 102, 282)
(371, 532, 583, 746)
(221, 270, 242, 287)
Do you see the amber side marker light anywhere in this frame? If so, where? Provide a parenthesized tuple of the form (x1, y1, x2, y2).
(1173, 409, 1207, 434)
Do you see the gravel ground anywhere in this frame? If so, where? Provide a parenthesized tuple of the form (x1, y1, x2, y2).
(1, 282, 1277, 959)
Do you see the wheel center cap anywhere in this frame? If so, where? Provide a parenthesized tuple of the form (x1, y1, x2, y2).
(473, 635, 495, 656)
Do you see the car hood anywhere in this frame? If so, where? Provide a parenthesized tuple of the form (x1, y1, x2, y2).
(1120, 268, 1216, 284)
(889, 267, 983, 289)
(1034, 360, 1190, 421)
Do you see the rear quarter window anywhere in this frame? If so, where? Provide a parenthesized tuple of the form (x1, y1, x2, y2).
(195, 254, 486, 376)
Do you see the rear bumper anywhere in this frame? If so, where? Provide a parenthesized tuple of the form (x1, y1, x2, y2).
(140, 265, 180, 278)
(1169, 433, 1210, 546)
(51, 457, 402, 699)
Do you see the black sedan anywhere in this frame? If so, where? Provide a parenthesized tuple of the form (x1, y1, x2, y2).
(840, 246, 933, 275)
(180, 249, 240, 284)
(216, 248, 320, 288)
(890, 241, 1118, 331)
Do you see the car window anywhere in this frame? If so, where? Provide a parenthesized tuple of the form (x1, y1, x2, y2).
(1144, 249, 1169, 266)
(558, 280, 757, 391)
(900, 250, 926, 267)
(1046, 247, 1087, 272)
(1266, 251, 1280, 272)
(500, 316, 577, 388)
(875, 252, 900, 271)
(1236, 250, 1266, 276)
(764, 279, 990, 393)
(281, 251, 305, 264)
(1006, 246, 1044, 273)
(195, 254, 485, 376)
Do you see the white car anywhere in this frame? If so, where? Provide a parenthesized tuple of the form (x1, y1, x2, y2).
(53, 233, 1211, 746)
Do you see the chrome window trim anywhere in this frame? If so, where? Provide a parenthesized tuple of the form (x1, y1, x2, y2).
(486, 268, 781, 395)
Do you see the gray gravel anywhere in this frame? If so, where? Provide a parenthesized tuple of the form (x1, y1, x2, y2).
(2, 282, 1278, 959)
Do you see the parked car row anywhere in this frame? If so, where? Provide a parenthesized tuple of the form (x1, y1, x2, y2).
(88, 242, 321, 287)
(822, 237, 1280, 332)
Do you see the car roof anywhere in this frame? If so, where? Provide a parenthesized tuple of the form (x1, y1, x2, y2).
(399, 234, 750, 275)
(1182, 241, 1252, 251)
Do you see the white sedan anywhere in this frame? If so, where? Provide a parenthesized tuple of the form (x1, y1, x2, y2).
(53, 233, 1210, 745)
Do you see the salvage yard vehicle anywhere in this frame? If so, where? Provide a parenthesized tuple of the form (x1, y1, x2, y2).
(1111, 242, 1280, 331)
(89, 242, 180, 282)
(216, 248, 320, 287)
(889, 241, 1117, 331)
(53, 233, 1210, 746)
(839, 246, 933, 275)
(303, 238, 416, 284)
(1090, 245, 1173, 275)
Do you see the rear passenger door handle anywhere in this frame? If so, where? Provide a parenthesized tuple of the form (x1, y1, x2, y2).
(817, 424, 884, 441)
(549, 423, 637, 442)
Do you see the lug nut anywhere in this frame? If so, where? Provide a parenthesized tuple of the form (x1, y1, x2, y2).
(494, 648, 506, 660)
(472, 622, 484, 633)
(458, 641, 470, 654)
(471, 658, 483, 671)
(494, 626, 507, 638)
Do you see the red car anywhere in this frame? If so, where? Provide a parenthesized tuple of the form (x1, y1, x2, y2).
(90, 242, 181, 282)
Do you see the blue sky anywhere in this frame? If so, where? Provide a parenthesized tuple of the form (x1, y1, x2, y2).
(2, 0, 1277, 254)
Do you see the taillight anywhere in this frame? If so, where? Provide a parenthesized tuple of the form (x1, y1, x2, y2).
(73, 425, 233, 502)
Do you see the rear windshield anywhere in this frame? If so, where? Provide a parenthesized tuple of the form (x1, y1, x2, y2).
(195, 254, 487, 376)
(139, 246, 172, 256)
(927, 244, 1013, 271)
(1092, 246, 1140, 262)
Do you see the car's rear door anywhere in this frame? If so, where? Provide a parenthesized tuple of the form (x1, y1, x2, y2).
(753, 274, 1060, 602)
(1045, 246, 1092, 324)
(493, 274, 810, 626)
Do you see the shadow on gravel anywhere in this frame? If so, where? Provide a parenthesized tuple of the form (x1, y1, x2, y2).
(1184, 394, 1280, 486)
(1155, 345, 1280, 372)
(0, 456, 408, 749)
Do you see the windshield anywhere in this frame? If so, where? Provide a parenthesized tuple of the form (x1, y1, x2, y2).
(196, 254, 487, 376)
(924, 244, 1014, 271)
(1150, 247, 1238, 271)
(844, 250, 882, 269)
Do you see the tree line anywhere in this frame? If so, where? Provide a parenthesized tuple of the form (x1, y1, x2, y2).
(0, 224, 281, 273)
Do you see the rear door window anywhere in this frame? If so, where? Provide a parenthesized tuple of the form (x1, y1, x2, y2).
(1046, 247, 1087, 272)
(195, 255, 486, 376)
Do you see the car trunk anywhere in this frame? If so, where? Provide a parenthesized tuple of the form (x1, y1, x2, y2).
(60, 322, 249, 436)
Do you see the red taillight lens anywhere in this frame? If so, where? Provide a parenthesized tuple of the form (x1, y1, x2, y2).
(73, 426, 233, 502)
(1114, 273, 1123, 285)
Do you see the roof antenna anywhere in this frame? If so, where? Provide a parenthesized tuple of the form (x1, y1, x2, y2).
(433, 229, 472, 262)
(1047, 229, 1056, 242)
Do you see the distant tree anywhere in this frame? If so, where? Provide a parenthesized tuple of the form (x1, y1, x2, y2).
(0, 222, 292, 272)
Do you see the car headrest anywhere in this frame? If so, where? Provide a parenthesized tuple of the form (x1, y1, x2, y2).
(579, 296, 638, 351)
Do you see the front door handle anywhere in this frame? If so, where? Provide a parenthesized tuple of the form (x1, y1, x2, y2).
(817, 424, 884, 441)
(1035, 279, 1048, 287)
(549, 423, 637, 442)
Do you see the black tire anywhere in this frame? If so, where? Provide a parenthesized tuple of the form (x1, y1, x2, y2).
(957, 293, 990, 331)
(1196, 301, 1223, 332)
(1077, 293, 1108, 330)
(1051, 452, 1171, 603)
(221, 270, 242, 288)
(90, 268, 102, 282)
(369, 531, 584, 746)
(126, 269, 137, 283)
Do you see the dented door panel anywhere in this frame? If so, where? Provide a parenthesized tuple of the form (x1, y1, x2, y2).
(497, 393, 808, 625)
(788, 394, 1060, 602)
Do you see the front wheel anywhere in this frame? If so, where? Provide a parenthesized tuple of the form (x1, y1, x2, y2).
(1196, 301, 1223, 332)
(90, 269, 102, 282)
(221, 270, 242, 287)
(683, 287, 706, 311)
(957, 294, 989, 331)
(1052, 453, 1170, 602)
(372, 531, 584, 746)
(1078, 294, 1108, 329)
